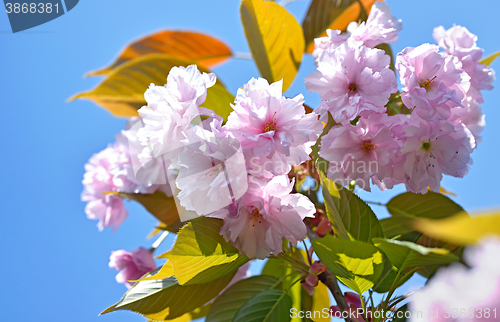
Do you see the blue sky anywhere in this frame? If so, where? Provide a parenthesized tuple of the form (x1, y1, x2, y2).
(1, 0, 499, 321)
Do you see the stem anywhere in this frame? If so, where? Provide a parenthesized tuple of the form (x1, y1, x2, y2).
(365, 200, 386, 206)
(305, 221, 352, 322)
(271, 272, 298, 289)
(360, 295, 368, 321)
(150, 231, 169, 253)
(302, 240, 313, 265)
(278, 253, 309, 273)
(233, 52, 253, 60)
(279, 0, 303, 6)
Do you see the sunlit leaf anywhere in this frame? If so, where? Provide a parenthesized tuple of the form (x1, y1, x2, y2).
(138, 261, 174, 282)
(313, 235, 384, 295)
(414, 211, 500, 245)
(87, 30, 232, 76)
(159, 217, 249, 285)
(240, 0, 305, 91)
(302, 0, 379, 53)
(319, 173, 384, 243)
(107, 191, 179, 226)
(69, 54, 234, 120)
(154, 304, 211, 322)
(101, 268, 235, 320)
(233, 289, 293, 322)
(479, 50, 500, 66)
(206, 275, 279, 322)
(372, 238, 458, 270)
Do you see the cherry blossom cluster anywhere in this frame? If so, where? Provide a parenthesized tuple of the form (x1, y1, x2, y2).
(82, 65, 322, 259)
(305, 2, 494, 193)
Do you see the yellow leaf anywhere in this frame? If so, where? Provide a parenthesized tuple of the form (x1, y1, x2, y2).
(107, 191, 180, 226)
(479, 50, 500, 66)
(138, 261, 175, 282)
(87, 30, 232, 76)
(303, 0, 379, 53)
(69, 54, 235, 120)
(240, 0, 305, 91)
(415, 211, 500, 245)
(311, 283, 330, 322)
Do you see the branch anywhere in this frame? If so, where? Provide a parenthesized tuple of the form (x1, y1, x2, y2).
(305, 221, 352, 322)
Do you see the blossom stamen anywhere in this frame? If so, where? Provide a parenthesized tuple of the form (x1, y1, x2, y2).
(360, 140, 376, 155)
(348, 83, 357, 93)
(250, 208, 263, 226)
(419, 76, 437, 90)
(421, 141, 432, 151)
(263, 112, 278, 132)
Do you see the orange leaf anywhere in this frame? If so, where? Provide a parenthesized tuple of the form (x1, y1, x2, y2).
(303, 0, 380, 54)
(87, 30, 232, 76)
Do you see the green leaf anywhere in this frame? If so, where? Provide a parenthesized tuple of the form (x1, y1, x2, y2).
(101, 268, 235, 320)
(240, 0, 305, 91)
(108, 191, 180, 226)
(386, 191, 464, 220)
(372, 256, 412, 294)
(233, 289, 293, 322)
(302, 0, 379, 53)
(159, 217, 249, 285)
(319, 174, 384, 243)
(479, 50, 500, 66)
(379, 216, 414, 239)
(382, 191, 465, 239)
(206, 275, 279, 322)
(414, 211, 500, 245)
(262, 257, 299, 291)
(372, 238, 458, 270)
(69, 54, 234, 120)
(87, 30, 232, 76)
(313, 235, 384, 295)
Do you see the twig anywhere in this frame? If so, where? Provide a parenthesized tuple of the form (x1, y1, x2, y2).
(306, 223, 352, 322)
(150, 231, 169, 253)
(233, 52, 253, 60)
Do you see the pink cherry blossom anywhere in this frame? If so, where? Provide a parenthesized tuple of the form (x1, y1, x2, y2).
(81, 143, 130, 231)
(391, 115, 475, 194)
(137, 65, 216, 161)
(305, 42, 397, 123)
(175, 118, 248, 216)
(410, 237, 500, 322)
(449, 98, 485, 144)
(396, 44, 471, 121)
(312, 2, 401, 62)
(211, 176, 315, 259)
(116, 117, 172, 194)
(109, 247, 156, 289)
(225, 78, 322, 177)
(349, 1, 402, 48)
(312, 29, 347, 62)
(319, 113, 406, 191)
(433, 25, 495, 97)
